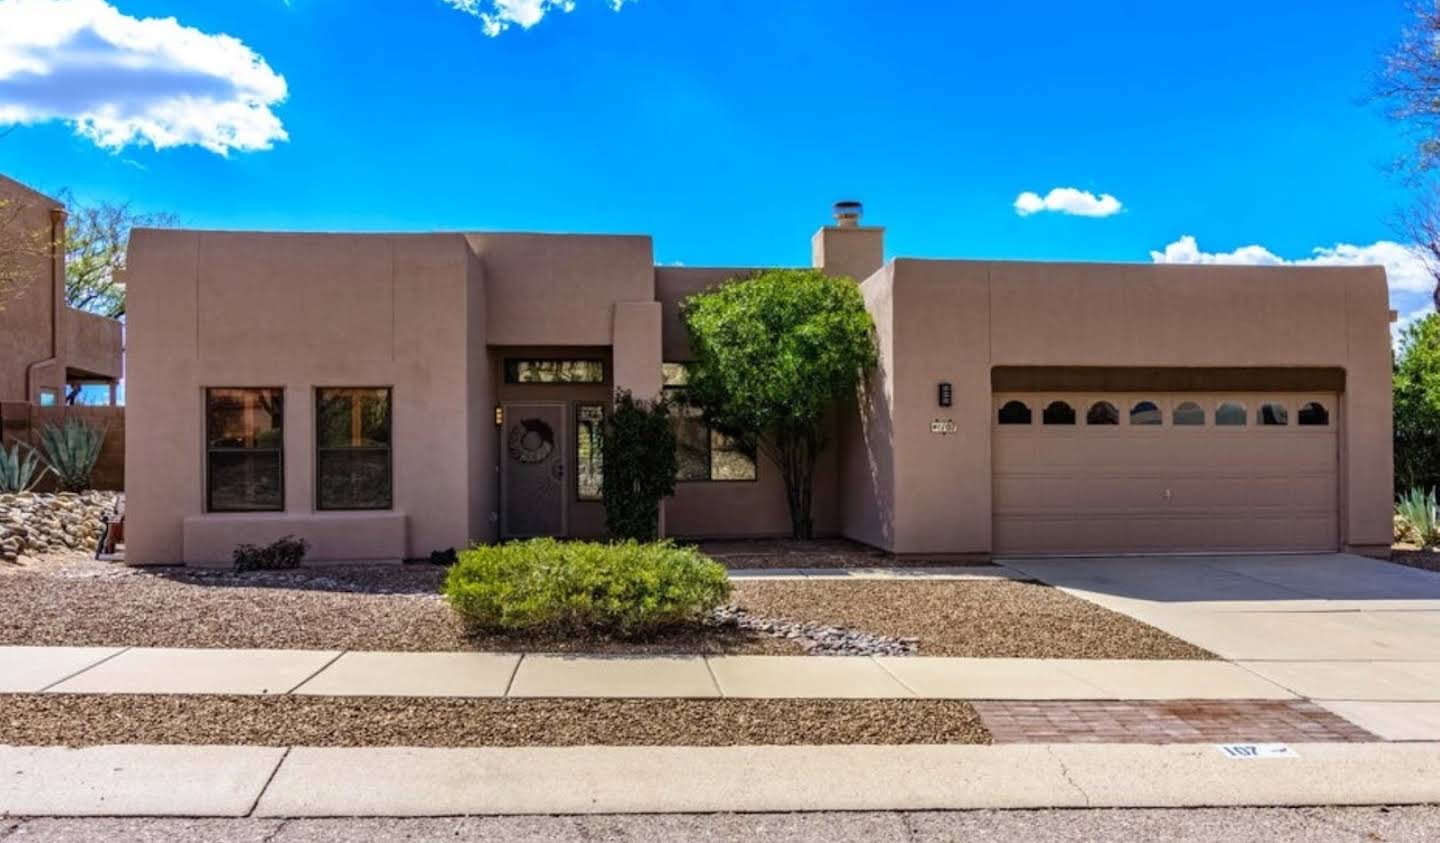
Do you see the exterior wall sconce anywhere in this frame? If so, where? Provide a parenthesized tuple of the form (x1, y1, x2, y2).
(938, 382, 952, 408)
(494, 404, 504, 427)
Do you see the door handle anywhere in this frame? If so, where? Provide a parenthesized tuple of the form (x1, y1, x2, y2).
(1162, 488, 1172, 502)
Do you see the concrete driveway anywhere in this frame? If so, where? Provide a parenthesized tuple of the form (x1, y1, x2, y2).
(1001, 553, 1440, 740)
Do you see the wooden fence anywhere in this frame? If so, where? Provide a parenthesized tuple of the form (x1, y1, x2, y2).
(0, 402, 125, 491)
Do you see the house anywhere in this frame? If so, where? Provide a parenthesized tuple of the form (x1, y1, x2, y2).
(122, 203, 1393, 565)
(0, 176, 124, 412)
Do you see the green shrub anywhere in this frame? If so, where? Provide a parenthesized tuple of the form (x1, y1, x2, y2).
(37, 418, 107, 492)
(1397, 487, 1440, 546)
(601, 391, 678, 541)
(234, 535, 310, 571)
(442, 538, 731, 636)
(0, 440, 50, 493)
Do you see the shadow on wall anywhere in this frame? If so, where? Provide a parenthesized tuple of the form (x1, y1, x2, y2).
(844, 361, 896, 550)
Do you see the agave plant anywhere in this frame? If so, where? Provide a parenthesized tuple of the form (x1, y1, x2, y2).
(0, 440, 51, 494)
(1396, 487, 1440, 546)
(37, 418, 107, 493)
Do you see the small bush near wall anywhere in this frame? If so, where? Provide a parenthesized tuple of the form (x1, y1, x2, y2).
(37, 418, 107, 493)
(442, 538, 731, 637)
(601, 391, 678, 541)
(233, 535, 310, 572)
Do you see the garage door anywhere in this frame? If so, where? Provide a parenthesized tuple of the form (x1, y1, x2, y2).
(992, 392, 1338, 555)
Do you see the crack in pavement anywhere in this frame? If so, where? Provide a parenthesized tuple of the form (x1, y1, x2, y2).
(0, 819, 24, 841)
(1045, 746, 1092, 807)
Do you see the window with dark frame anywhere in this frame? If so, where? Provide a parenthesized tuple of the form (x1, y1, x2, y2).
(504, 359, 605, 384)
(576, 404, 604, 501)
(206, 387, 284, 512)
(663, 363, 757, 482)
(316, 388, 392, 510)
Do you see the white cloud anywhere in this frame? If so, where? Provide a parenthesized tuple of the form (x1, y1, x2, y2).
(1150, 235, 1433, 293)
(0, 0, 288, 155)
(442, 0, 633, 36)
(1014, 187, 1123, 218)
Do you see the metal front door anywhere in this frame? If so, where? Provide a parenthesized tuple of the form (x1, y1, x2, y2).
(501, 403, 566, 538)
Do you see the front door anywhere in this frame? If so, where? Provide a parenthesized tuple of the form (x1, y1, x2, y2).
(501, 402, 567, 538)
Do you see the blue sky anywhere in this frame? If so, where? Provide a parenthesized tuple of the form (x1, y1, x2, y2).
(0, 0, 1430, 321)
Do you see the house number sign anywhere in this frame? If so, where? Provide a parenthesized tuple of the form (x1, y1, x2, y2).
(930, 419, 957, 435)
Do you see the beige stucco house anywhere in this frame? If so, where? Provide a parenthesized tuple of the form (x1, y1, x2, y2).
(123, 203, 1393, 565)
(0, 175, 124, 409)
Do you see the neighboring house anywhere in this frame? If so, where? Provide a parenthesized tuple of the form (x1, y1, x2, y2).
(123, 203, 1393, 565)
(0, 175, 124, 408)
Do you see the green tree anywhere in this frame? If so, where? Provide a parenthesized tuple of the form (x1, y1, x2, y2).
(681, 269, 877, 539)
(1395, 313, 1440, 492)
(57, 191, 177, 318)
(602, 391, 678, 541)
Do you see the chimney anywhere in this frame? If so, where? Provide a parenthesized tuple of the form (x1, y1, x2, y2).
(812, 199, 885, 281)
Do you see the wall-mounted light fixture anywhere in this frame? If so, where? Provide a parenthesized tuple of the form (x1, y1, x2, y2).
(494, 404, 504, 427)
(938, 382, 952, 408)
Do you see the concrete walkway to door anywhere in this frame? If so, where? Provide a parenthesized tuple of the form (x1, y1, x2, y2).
(1002, 553, 1440, 741)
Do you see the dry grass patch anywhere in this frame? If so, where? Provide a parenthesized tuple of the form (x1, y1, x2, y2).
(0, 694, 990, 747)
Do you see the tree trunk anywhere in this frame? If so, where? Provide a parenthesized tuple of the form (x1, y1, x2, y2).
(775, 431, 817, 540)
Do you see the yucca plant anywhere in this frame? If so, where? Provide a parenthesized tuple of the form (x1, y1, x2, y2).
(37, 418, 107, 493)
(0, 440, 51, 494)
(1396, 487, 1440, 546)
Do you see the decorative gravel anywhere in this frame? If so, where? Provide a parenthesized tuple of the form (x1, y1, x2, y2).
(700, 538, 978, 570)
(0, 553, 1210, 659)
(731, 580, 1216, 660)
(0, 694, 991, 747)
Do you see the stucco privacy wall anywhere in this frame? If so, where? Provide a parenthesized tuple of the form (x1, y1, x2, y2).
(656, 267, 841, 538)
(0, 177, 63, 403)
(125, 230, 480, 564)
(838, 263, 897, 551)
(877, 259, 1393, 557)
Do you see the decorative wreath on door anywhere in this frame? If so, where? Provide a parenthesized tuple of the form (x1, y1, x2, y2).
(507, 418, 555, 464)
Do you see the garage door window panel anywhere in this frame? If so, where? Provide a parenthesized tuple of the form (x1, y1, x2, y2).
(998, 400, 1032, 425)
(1259, 402, 1289, 426)
(1298, 402, 1330, 426)
(1086, 401, 1119, 426)
(1174, 401, 1205, 426)
(1130, 400, 1163, 426)
(1043, 401, 1076, 425)
(1216, 402, 1247, 426)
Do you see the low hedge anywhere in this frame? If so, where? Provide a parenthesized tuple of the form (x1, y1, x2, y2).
(441, 538, 732, 637)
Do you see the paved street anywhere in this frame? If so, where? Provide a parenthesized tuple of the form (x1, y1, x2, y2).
(4, 807, 1440, 842)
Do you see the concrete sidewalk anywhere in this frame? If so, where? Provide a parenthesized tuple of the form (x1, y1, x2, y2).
(3, 742, 1438, 817)
(0, 645, 1293, 701)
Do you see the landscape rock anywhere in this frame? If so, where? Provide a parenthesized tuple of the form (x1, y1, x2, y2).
(0, 492, 121, 564)
(708, 604, 918, 657)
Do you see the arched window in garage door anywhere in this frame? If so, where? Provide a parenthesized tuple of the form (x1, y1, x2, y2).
(1174, 401, 1205, 426)
(1258, 402, 1289, 426)
(997, 400, 1032, 425)
(1086, 401, 1119, 425)
(1298, 402, 1330, 426)
(1216, 402, 1247, 426)
(1043, 401, 1076, 425)
(1130, 400, 1163, 425)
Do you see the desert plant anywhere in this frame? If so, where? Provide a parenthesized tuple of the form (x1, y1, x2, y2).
(442, 538, 731, 637)
(37, 418, 107, 492)
(0, 440, 51, 493)
(233, 535, 310, 572)
(1396, 487, 1440, 546)
(601, 390, 678, 541)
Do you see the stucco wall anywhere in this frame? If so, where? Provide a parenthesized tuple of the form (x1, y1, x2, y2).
(839, 263, 898, 551)
(125, 230, 481, 564)
(63, 307, 124, 380)
(875, 258, 1394, 556)
(469, 233, 654, 346)
(0, 178, 63, 403)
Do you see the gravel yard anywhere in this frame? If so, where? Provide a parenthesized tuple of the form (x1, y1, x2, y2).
(0, 553, 1210, 659)
(700, 538, 967, 569)
(1391, 546, 1440, 573)
(0, 694, 990, 747)
(731, 580, 1214, 660)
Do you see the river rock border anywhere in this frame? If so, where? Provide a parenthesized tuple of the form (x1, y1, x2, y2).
(0, 492, 122, 563)
(709, 604, 918, 656)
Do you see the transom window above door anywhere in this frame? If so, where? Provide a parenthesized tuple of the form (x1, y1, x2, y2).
(504, 359, 605, 384)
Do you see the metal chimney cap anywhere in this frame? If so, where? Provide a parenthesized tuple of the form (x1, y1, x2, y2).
(833, 200, 863, 227)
